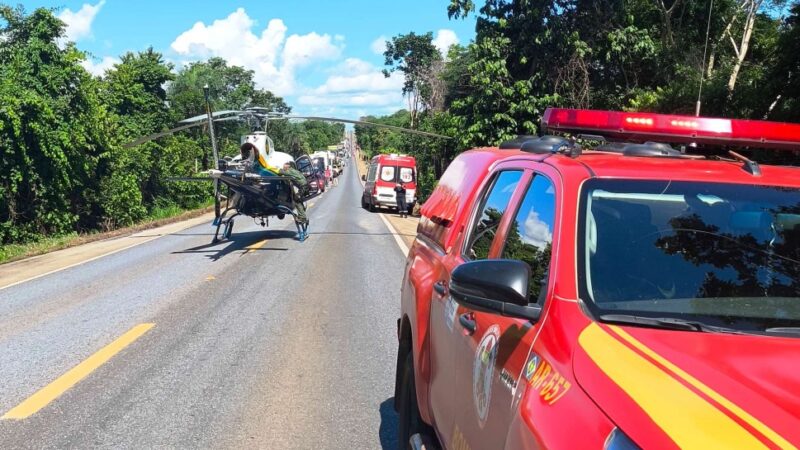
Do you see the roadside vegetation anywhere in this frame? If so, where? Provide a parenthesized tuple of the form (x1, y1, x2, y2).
(3, 1, 799, 250)
(0, 199, 214, 264)
(357, 0, 800, 199)
(0, 5, 343, 251)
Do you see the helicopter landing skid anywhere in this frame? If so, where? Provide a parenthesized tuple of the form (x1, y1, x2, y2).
(212, 207, 239, 243)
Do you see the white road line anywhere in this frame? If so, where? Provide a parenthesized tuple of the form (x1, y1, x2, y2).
(377, 213, 409, 257)
(0, 215, 213, 291)
(0, 238, 160, 292)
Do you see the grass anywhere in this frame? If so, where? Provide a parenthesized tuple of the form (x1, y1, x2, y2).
(147, 203, 188, 221)
(0, 234, 80, 265)
(0, 200, 215, 266)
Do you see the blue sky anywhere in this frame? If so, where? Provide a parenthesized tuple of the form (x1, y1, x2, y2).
(23, 0, 477, 118)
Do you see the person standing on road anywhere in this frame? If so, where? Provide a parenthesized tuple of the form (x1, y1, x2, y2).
(280, 162, 310, 241)
(325, 166, 332, 188)
(394, 181, 408, 218)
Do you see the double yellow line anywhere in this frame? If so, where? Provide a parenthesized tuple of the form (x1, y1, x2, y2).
(2, 323, 154, 420)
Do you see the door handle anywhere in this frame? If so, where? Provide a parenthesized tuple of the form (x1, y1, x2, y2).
(459, 313, 476, 336)
(433, 281, 448, 297)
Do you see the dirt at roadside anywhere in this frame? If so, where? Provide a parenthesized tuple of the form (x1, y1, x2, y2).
(1, 205, 215, 266)
(354, 148, 369, 180)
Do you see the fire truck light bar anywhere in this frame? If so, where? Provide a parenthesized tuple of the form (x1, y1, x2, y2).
(542, 108, 800, 150)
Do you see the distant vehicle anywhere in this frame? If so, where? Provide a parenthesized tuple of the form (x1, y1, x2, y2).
(311, 151, 332, 174)
(296, 154, 325, 194)
(361, 154, 416, 214)
(396, 107, 800, 449)
(328, 150, 343, 176)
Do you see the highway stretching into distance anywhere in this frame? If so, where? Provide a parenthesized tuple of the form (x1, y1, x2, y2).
(0, 166, 406, 449)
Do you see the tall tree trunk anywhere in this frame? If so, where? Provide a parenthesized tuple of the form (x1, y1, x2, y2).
(764, 93, 782, 119)
(727, 0, 761, 97)
(707, 15, 739, 77)
(656, 0, 683, 48)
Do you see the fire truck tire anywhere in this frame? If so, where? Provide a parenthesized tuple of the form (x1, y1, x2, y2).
(397, 352, 433, 450)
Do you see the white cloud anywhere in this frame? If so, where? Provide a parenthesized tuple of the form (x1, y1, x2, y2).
(58, 0, 105, 42)
(299, 58, 404, 111)
(297, 92, 402, 107)
(170, 8, 342, 96)
(314, 71, 403, 95)
(81, 55, 118, 76)
(432, 29, 459, 56)
(332, 58, 374, 75)
(370, 36, 388, 55)
(298, 104, 402, 119)
(169, 9, 407, 116)
(522, 211, 553, 249)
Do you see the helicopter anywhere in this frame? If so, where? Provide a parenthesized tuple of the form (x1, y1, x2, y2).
(124, 86, 449, 244)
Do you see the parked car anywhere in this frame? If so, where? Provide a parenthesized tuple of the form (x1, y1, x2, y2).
(396, 107, 800, 449)
(295, 154, 325, 195)
(361, 153, 416, 214)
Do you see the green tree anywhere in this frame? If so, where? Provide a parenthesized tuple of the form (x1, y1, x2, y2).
(167, 58, 292, 168)
(383, 32, 443, 126)
(0, 5, 113, 242)
(764, 2, 800, 120)
(100, 48, 177, 223)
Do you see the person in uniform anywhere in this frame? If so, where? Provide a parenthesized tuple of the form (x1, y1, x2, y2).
(394, 181, 408, 218)
(280, 162, 310, 241)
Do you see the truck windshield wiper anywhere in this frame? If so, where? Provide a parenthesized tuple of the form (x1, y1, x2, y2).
(598, 314, 742, 334)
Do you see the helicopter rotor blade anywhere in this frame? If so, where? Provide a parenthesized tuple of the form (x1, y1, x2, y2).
(124, 115, 248, 148)
(123, 121, 207, 148)
(178, 110, 242, 124)
(164, 176, 214, 182)
(282, 116, 452, 139)
(212, 116, 243, 123)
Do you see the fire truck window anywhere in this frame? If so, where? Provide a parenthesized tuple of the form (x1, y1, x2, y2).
(465, 170, 523, 260)
(381, 166, 396, 182)
(502, 175, 555, 304)
(399, 167, 414, 183)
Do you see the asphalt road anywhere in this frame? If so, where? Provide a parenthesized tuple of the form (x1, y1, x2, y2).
(0, 163, 405, 449)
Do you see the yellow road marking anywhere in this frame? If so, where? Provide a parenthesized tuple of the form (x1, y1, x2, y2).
(2, 323, 155, 420)
(205, 275, 215, 281)
(245, 239, 268, 254)
(579, 323, 770, 449)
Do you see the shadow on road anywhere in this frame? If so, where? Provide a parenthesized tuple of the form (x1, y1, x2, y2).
(308, 231, 415, 237)
(133, 232, 216, 237)
(380, 397, 399, 450)
(171, 229, 296, 261)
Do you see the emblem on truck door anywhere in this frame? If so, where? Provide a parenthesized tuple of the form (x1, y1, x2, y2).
(472, 325, 500, 427)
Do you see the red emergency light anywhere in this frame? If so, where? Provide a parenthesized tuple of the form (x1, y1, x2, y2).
(542, 108, 800, 150)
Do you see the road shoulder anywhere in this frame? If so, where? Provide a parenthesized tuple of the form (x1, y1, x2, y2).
(0, 213, 215, 290)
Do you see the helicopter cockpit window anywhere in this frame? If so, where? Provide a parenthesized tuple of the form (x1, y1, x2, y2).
(240, 143, 257, 161)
